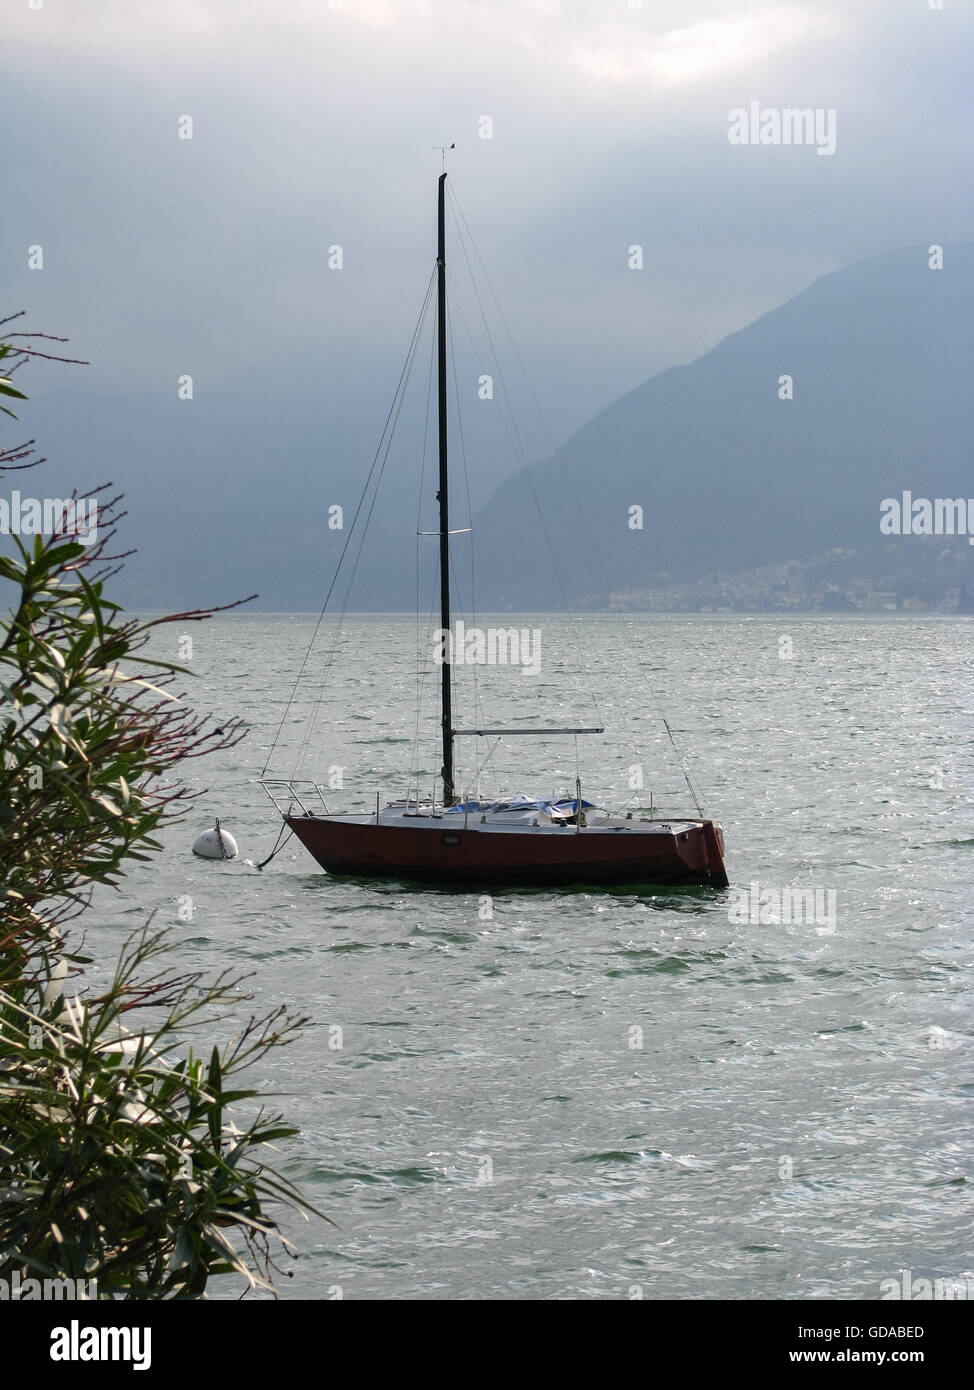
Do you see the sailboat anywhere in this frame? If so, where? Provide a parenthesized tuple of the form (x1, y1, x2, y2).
(260, 173, 728, 889)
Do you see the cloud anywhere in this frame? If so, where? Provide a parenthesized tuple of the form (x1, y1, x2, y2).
(3, 0, 972, 441)
(570, 8, 843, 89)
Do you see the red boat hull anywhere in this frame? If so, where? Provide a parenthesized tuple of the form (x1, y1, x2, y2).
(285, 814, 728, 888)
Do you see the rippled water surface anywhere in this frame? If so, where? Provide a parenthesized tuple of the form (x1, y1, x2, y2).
(95, 614, 973, 1300)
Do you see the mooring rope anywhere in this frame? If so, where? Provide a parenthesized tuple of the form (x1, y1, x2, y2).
(254, 823, 293, 872)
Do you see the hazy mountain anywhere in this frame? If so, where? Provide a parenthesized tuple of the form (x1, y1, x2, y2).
(13, 243, 973, 613)
(470, 242, 974, 609)
(16, 336, 520, 613)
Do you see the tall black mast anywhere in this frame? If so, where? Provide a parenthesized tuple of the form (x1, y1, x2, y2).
(437, 172, 455, 806)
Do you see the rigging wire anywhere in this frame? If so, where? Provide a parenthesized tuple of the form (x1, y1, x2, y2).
(411, 301, 439, 806)
(447, 185, 707, 818)
(297, 302, 435, 781)
(279, 271, 437, 784)
(444, 269, 606, 734)
(446, 292, 495, 795)
(444, 199, 605, 734)
(262, 267, 437, 779)
(410, 558, 441, 807)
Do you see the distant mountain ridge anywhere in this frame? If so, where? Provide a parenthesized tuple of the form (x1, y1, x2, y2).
(470, 242, 974, 610)
(16, 243, 973, 612)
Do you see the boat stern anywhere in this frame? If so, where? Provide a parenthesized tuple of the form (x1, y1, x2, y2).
(701, 820, 729, 887)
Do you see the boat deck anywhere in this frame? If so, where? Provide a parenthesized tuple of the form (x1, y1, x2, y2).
(299, 807, 701, 837)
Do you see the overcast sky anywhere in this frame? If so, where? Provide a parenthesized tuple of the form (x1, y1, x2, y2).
(4, 0, 972, 442)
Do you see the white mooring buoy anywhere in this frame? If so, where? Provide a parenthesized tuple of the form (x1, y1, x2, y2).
(192, 818, 239, 861)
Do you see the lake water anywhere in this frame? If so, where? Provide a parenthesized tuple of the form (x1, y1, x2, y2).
(90, 613, 974, 1300)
